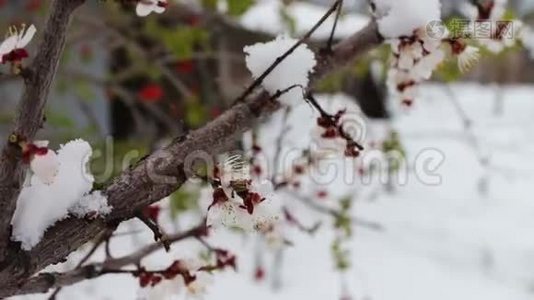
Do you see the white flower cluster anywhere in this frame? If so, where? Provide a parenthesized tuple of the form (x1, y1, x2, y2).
(244, 35, 316, 105)
(376, 0, 483, 105)
(136, 0, 168, 17)
(371, 0, 447, 105)
(206, 155, 283, 241)
(11, 139, 111, 250)
(386, 28, 445, 106)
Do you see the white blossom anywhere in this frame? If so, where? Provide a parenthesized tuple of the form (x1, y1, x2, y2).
(410, 49, 445, 81)
(207, 200, 254, 231)
(219, 154, 249, 188)
(248, 180, 282, 231)
(207, 180, 282, 233)
(0, 24, 36, 63)
(386, 24, 446, 105)
(28, 141, 59, 185)
(136, 0, 167, 17)
(457, 46, 480, 73)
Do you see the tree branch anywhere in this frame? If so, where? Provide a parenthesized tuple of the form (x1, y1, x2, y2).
(0, 21, 382, 296)
(0, 224, 206, 297)
(0, 0, 86, 261)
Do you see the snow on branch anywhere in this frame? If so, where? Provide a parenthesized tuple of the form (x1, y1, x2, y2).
(12, 140, 111, 250)
(244, 36, 316, 106)
(372, 0, 442, 38)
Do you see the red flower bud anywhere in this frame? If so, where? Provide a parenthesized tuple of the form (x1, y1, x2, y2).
(254, 266, 265, 281)
(138, 84, 164, 103)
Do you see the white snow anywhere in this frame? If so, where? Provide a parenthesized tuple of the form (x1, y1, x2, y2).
(11, 139, 111, 250)
(240, 0, 369, 40)
(373, 0, 442, 38)
(69, 191, 112, 218)
(244, 35, 316, 105)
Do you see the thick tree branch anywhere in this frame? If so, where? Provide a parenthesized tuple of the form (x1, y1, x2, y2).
(0, 0, 85, 260)
(0, 21, 382, 296)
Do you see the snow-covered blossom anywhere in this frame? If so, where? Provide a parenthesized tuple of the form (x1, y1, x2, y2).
(244, 35, 316, 105)
(136, 0, 168, 17)
(23, 140, 59, 185)
(0, 24, 36, 64)
(12, 139, 110, 250)
(386, 27, 446, 106)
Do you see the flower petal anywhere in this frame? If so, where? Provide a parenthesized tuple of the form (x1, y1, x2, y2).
(136, 3, 153, 17)
(0, 35, 18, 57)
(17, 24, 36, 49)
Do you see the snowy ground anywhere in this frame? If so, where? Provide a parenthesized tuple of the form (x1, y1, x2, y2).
(12, 83, 534, 300)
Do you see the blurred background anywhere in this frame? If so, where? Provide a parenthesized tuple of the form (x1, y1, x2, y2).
(4, 0, 534, 299)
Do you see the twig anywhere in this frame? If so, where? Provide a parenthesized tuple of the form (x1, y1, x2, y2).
(326, 0, 344, 52)
(135, 212, 171, 252)
(286, 191, 383, 231)
(306, 92, 364, 151)
(48, 228, 114, 300)
(271, 107, 292, 184)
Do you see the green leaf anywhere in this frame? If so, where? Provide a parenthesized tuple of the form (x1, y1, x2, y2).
(185, 101, 207, 128)
(45, 110, 75, 128)
(227, 0, 255, 16)
(201, 0, 217, 10)
(74, 80, 96, 102)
